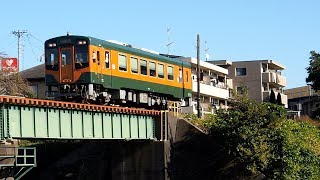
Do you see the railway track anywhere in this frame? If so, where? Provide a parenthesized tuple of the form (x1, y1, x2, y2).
(0, 95, 160, 116)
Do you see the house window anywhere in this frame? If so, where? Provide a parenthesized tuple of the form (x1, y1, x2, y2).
(118, 54, 127, 71)
(168, 66, 174, 80)
(211, 98, 219, 106)
(149, 61, 156, 77)
(130, 57, 138, 73)
(140, 59, 147, 75)
(236, 68, 247, 76)
(236, 86, 247, 95)
(29, 85, 38, 98)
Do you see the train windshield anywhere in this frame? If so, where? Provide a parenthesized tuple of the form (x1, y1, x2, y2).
(45, 48, 58, 70)
(75, 45, 89, 69)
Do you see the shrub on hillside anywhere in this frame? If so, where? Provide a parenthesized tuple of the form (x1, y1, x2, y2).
(187, 91, 320, 179)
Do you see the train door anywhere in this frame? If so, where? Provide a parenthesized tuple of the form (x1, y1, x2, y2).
(59, 47, 74, 83)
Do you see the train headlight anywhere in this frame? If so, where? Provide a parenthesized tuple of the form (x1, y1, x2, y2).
(78, 41, 87, 45)
(48, 43, 56, 47)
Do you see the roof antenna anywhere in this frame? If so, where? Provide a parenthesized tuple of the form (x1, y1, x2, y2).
(166, 27, 173, 56)
(205, 40, 210, 61)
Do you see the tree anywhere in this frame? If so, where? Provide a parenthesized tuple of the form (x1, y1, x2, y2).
(276, 92, 282, 105)
(269, 90, 276, 104)
(191, 93, 320, 179)
(188, 87, 320, 179)
(0, 73, 35, 97)
(306, 51, 320, 91)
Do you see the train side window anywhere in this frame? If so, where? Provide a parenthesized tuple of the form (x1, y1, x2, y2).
(158, 64, 164, 78)
(105, 51, 110, 68)
(186, 70, 189, 82)
(168, 66, 174, 80)
(140, 59, 147, 75)
(149, 61, 156, 77)
(97, 51, 100, 65)
(179, 68, 183, 82)
(118, 54, 127, 71)
(130, 57, 138, 73)
(92, 51, 97, 63)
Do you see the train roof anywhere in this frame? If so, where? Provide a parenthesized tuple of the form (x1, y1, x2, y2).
(46, 35, 191, 68)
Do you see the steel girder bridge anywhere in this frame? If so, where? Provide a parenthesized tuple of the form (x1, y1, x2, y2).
(0, 96, 169, 179)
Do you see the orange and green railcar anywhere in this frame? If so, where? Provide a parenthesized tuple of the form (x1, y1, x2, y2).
(45, 35, 192, 109)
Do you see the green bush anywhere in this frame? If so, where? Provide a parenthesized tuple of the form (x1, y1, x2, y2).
(268, 120, 320, 179)
(311, 106, 320, 120)
(188, 93, 320, 179)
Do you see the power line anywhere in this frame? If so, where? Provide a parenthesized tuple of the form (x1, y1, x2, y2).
(24, 36, 41, 62)
(0, 39, 16, 53)
(0, 32, 13, 49)
(26, 33, 44, 63)
(25, 33, 43, 50)
(27, 33, 43, 44)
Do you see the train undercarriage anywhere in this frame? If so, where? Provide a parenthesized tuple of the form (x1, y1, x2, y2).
(47, 83, 181, 110)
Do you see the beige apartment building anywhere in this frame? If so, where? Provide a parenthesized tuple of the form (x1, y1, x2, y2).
(211, 60, 287, 107)
(180, 57, 231, 114)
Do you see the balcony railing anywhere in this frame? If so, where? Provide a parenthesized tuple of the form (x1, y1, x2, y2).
(181, 102, 215, 115)
(192, 80, 229, 99)
(262, 72, 286, 87)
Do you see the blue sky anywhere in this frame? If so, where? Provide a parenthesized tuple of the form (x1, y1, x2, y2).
(0, 0, 319, 89)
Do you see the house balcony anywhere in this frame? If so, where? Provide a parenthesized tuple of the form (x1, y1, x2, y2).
(192, 80, 229, 100)
(227, 79, 233, 90)
(181, 102, 214, 115)
(263, 91, 288, 108)
(262, 72, 286, 87)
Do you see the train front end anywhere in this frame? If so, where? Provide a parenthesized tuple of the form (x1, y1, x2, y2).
(45, 35, 91, 101)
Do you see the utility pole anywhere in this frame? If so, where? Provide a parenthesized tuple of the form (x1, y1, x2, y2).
(12, 30, 27, 72)
(197, 34, 201, 118)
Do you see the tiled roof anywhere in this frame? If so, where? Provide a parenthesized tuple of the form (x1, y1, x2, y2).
(19, 64, 45, 79)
